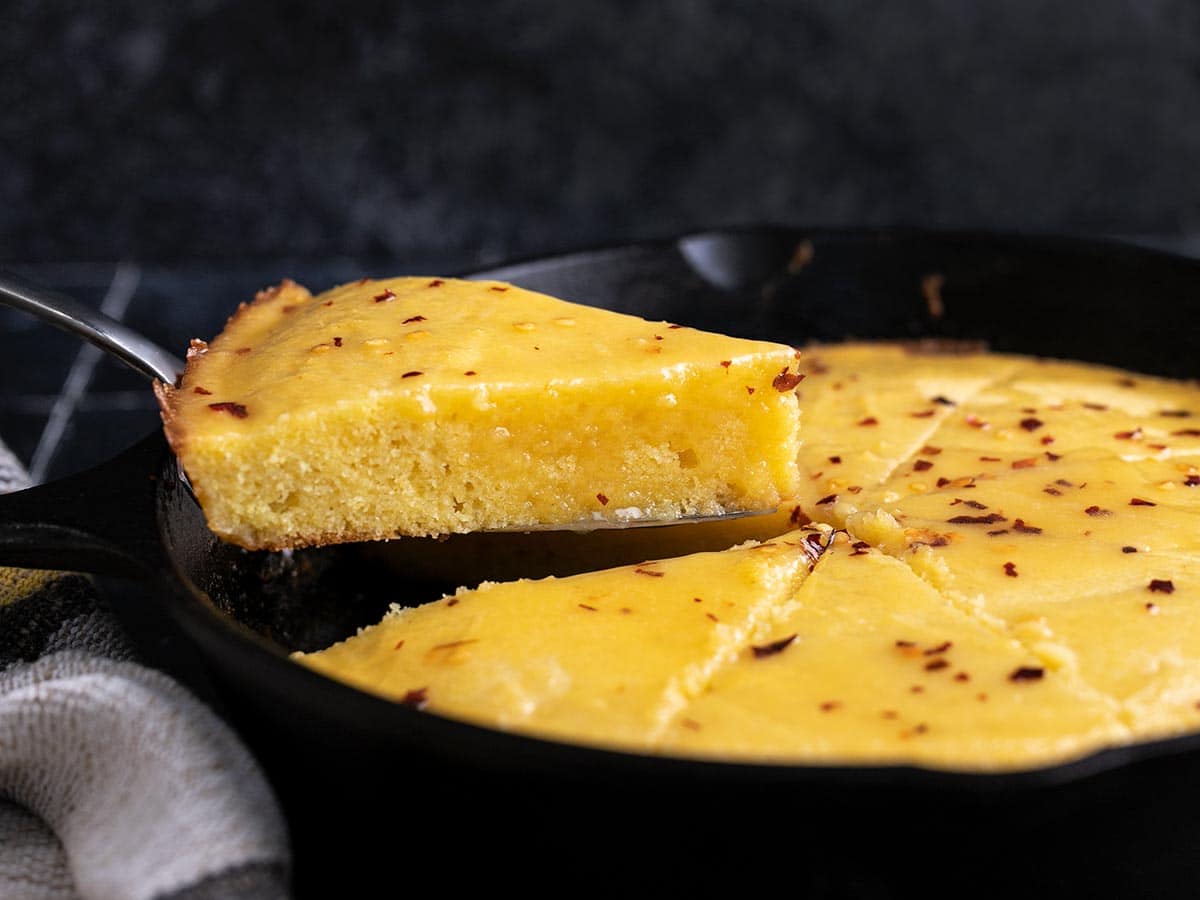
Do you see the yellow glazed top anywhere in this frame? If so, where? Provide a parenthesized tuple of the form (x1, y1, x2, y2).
(297, 342, 1200, 772)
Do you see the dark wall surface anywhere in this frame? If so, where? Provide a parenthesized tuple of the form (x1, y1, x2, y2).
(4, 1, 1199, 265)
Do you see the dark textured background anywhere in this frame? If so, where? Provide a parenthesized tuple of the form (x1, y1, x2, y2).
(4, 1, 1200, 266)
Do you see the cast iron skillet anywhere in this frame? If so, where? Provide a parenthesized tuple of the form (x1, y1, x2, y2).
(3, 227, 1200, 893)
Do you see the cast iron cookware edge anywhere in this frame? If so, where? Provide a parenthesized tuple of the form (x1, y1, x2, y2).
(4, 227, 1200, 892)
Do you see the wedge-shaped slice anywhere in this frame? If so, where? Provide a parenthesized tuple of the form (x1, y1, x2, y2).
(157, 277, 803, 549)
(663, 534, 1127, 771)
(293, 530, 826, 752)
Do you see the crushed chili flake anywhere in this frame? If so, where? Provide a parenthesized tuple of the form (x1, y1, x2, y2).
(828, 455, 842, 464)
(1186, 475, 1200, 487)
(850, 541, 870, 556)
(402, 315, 427, 324)
(1012, 457, 1038, 469)
(323, 300, 334, 307)
(1117, 377, 1137, 387)
(987, 529, 1009, 536)
(746, 386, 756, 395)
(1013, 519, 1042, 534)
(1004, 561, 1019, 577)
(819, 701, 842, 712)
(932, 395, 956, 406)
(235, 347, 252, 355)
(402, 371, 423, 378)
(193, 386, 212, 395)
(857, 416, 879, 426)
(947, 513, 1007, 525)
(1172, 429, 1200, 437)
(488, 285, 509, 292)
(881, 710, 899, 720)
(980, 456, 1001, 462)
(1083, 402, 1109, 411)
(748, 633, 796, 662)
(332, 336, 343, 347)
(1020, 417, 1044, 431)
(464, 370, 477, 376)
(911, 410, 936, 418)
(770, 368, 804, 393)
(578, 603, 598, 611)
(1122, 546, 1138, 553)
(596, 492, 609, 505)
(373, 289, 396, 302)
(1149, 579, 1176, 594)
(400, 687, 429, 709)
(720, 360, 732, 369)
(910, 685, 925, 694)
(925, 641, 953, 656)
(895, 639, 917, 648)
(936, 477, 951, 488)
(1040, 435, 1055, 445)
(1009, 667, 1045, 682)
(668, 323, 682, 329)
(788, 506, 812, 527)
(815, 494, 838, 506)
(1044, 487, 1062, 496)
(954, 671, 970, 682)
(1085, 506, 1112, 517)
(1161, 409, 1193, 417)
(954, 499, 988, 510)
(1114, 428, 1143, 440)
(913, 459, 934, 472)
(1146, 602, 1160, 614)
(705, 612, 720, 623)
(634, 566, 665, 577)
(208, 401, 248, 418)
(1045, 451, 1062, 461)
(393, 640, 405, 650)
(920, 445, 943, 456)
(1130, 497, 1157, 507)
(965, 414, 988, 428)
(924, 659, 949, 671)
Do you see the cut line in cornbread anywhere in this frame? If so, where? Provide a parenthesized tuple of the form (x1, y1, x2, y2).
(156, 277, 804, 550)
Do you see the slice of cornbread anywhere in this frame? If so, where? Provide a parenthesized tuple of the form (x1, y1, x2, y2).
(294, 529, 828, 752)
(156, 277, 804, 550)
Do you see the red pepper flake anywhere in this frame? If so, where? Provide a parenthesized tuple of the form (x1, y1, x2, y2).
(1146, 602, 1160, 614)
(815, 494, 838, 506)
(772, 367, 804, 391)
(720, 360, 732, 369)
(980, 456, 1001, 462)
(881, 710, 899, 720)
(1114, 428, 1143, 440)
(910, 685, 925, 694)
(1123, 546, 1138, 553)
(924, 641, 952, 655)
(1149, 579, 1176, 594)
(924, 659, 950, 672)
(910, 410, 936, 419)
(947, 513, 1007, 525)
(850, 541, 870, 556)
(1083, 402, 1109, 411)
(920, 445, 943, 456)
(374, 289, 396, 302)
(488, 285, 509, 292)
(988, 529, 1009, 536)
(464, 370, 477, 376)
(965, 414, 988, 429)
(828, 455, 842, 464)
(1161, 410, 1193, 418)
(578, 603, 598, 611)
(446, 598, 459, 607)
(393, 640, 405, 650)
(858, 416, 879, 427)
(402, 315, 427, 324)
(193, 386, 212, 395)
(208, 401, 248, 418)
(1130, 497, 1157, 507)
(1009, 666, 1045, 682)
(668, 324, 683, 330)
(323, 300, 334, 307)
(1172, 429, 1200, 437)
(1186, 475, 1200, 487)
(634, 566, 665, 578)
(402, 371, 423, 379)
(1117, 377, 1137, 387)
(818, 700, 842, 712)
(400, 687, 429, 709)
(235, 347, 252, 355)
(1045, 451, 1062, 461)
(1013, 519, 1042, 534)
(596, 492, 609, 506)
(1020, 417, 1044, 431)
(953, 499, 988, 510)
(746, 386, 756, 395)
(748, 633, 796, 662)
(954, 671, 970, 682)
(1012, 457, 1038, 469)
(1085, 506, 1112, 517)
(705, 612, 720, 623)
(913, 459, 934, 472)
(788, 506, 812, 527)
(281, 304, 297, 314)
(620, 607, 632, 614)
(1040, 435, 1056, 445)
(332, 336, 343, 347)
(936, 477, 951, 488)
(1004, 561, 1019, 577)
(427, 279, 444, 288)
(654, 335, 664, 341)
(931, 395, 956, 406)
(1044, 486, 1062, 496)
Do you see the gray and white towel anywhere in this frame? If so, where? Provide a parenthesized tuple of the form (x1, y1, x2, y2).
(0, 439, 291, 900)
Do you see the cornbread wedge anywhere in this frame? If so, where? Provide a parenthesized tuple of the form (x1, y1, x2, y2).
(156, 277, 804, 550)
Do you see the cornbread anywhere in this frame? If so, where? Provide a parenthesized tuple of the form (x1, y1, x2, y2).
(297, 342, 1200, 772)
(156, 277, 803, 550)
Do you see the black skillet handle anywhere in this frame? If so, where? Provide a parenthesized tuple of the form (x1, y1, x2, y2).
(0, 431, 170, 579)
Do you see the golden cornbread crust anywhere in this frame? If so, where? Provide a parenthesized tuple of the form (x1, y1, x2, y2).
(158, 277, 803, 550)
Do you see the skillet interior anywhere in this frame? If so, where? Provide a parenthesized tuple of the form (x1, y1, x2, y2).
(139, 228, 1200, 891)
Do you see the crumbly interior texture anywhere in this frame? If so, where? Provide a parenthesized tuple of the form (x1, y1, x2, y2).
(156, 277, 803, 549)
(296, 343, 1200, 772)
